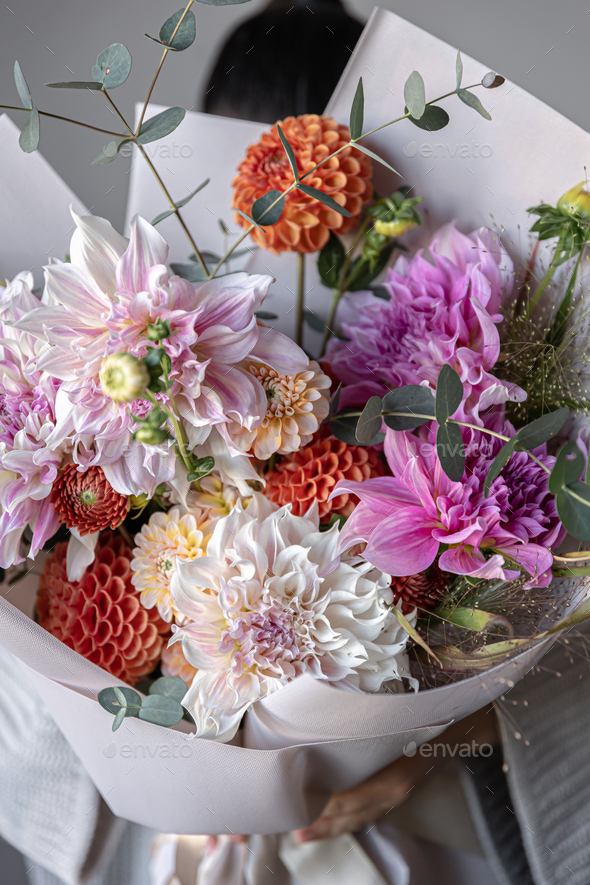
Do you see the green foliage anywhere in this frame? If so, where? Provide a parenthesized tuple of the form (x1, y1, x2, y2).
(455, 50, 463, 90)
(100, 677, 188, 731)
(406, 105, 450, 132)
(139, 694, 185, 726)
(382, 386, 435, 431)
(46, 81, 103, 90)
(353, 142, 400, 174)
(19, 108, 39, 153)
(151, 179, 209, 226)
(149, 675, 187, 703)
(297, 183, 351, 218)
(457, 88, 491, 120)
(251, 190, 285, 225)
(482, 72, 505, 88)
(14, 61, 33, 109)
(436, 422, 465, 481)
(137, 107, 186, 145)
(146, 9, 197, 51)
(186, 456, 215, 482)
(330, 409, 384, 446)
(349, 77, 364, 141)
(92, 43, 132, 89)
(277, 125, 299, 181)
(317, 232, 346, 288)
(356, 396, 383, 443)
(404, 71, 426, 119)
(549, 441, 585, 494)
(92, 137, 130, 166)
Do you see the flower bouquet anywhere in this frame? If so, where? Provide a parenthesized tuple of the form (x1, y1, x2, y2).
(1, 0, 590, 837)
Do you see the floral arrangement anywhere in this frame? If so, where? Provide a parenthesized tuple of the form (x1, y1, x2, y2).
(2, 1, 590, 741)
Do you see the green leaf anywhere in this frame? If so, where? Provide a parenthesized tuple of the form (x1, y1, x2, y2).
(255, 310, 278, 320)
(151, 179, 209, 225)
(404, 71, 426, 120)
(98, 686, 142, 717)
(549, 442, 585, 494)
(186, 456, 215, 482)
(277, 124, 299, 181)
(303, 309, 325, 333)
(482, 72, 505, 89)
(235, 208, 264, 231)
(297, 183, 351, 218)
(455, 50, 463, 90)
(347, 243, 396, 292)
(149, 676, 187, 703)
(19, 108, 39, 153)
(137, 107, 186, 145)
(356, 396, 383, 444)
(159, 8, 196, 50)
(112, 708, 126, 732)
(557, 482, 590, 542)
(14, 61, 33, 110)
(435, 365, 463, 424)
(325, 382, 342, 423)
(45, 81, 103, 90)
(318, 231, 346, 288)
(138, 694, 184, 727)
(382, 385, 435, 431)
(92, 43, 132, 89)
(92, 136, 130, 166)
(330, 410, 384, 446)
(113, 686, 127, 707)
(406, 104, 450, 132)
(484, 439, 516, 497)
(390, 605, 441, 665)
(195, 0, 252, 5)
(349, 76, 364, 141)
(170, 262, 207, 282)
(438, 606, 513, 634)
(251, 190, 285, 226)
(514, 407, 569, 450)
(353, 142, 400, 175)
(436, 422, 465, 481)
(457, 88, 491, 120)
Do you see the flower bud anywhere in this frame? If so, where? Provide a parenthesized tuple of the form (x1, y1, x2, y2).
(146, 318, 171, 341)
(134, 425, 168, 446)
(557, 182, 590, 221)
(374, 218, 417, 238)
(100, 353, 150, 403)
(129, 493, 149, 509)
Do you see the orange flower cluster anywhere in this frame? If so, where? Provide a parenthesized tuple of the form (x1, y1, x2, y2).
(37, 531, 170, 685)
(263, 432, 384, 521)
(232, 114, 372, 254)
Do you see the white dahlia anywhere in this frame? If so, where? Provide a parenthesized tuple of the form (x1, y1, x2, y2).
(169, 497, 412, 741)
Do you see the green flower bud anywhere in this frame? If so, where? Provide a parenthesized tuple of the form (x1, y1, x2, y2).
(133, 424, 169, 446)
(374, 218, 417, 238)
(129, 493, 149, 509)
(99, 353, 150, 403)
(557, 182, 590, 221)
(146, 318, 172, 341)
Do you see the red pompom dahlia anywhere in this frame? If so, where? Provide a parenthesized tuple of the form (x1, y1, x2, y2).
(263, 433, 384, 520)
(50, 464, 129, 536)
(391, 566, 449, 616)
(37, 531, 170, 684)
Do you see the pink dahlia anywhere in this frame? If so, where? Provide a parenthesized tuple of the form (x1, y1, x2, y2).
(333, 424, 565, 588)
(325, 224, 525, 422)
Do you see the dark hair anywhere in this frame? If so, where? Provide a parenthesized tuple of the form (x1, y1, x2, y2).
(203, 0, 364, 123)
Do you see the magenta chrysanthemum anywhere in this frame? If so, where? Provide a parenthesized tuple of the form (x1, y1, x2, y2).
(325, 224, 526, 422)
(333, 423, 565, 588)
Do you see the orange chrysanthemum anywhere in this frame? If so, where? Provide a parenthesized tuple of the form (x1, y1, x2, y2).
(37, 531, 170, 685)
(263, 432, 384, 520)
(232, 114, 373, 254)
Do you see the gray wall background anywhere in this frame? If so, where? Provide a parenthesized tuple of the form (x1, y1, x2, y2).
(1, 0, 590, 232)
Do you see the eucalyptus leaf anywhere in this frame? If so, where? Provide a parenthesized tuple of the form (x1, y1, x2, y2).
(370, 285, 391, 300)
(557, 482, 590, 542)
(137, 107, 186, 145)
(195, 0, 252, 5)
(92, 136, 130, 166)
(406, 105, 450, 132)
(159, 8, 196, 50)
(303, 310, 325, 333)
(382, 385, 435, 431)
(352, 142, 400, 175)
(297, 183, 351, 217)
(331, 411, 384, 447)
(457, 88, 491, 120)
(356, 396, 383, 444)
(92, 43, 132, 89)
(326, 382, 342, 423)
(251, 190, 285, 226)
(318, 231, 345, 288)
(514, 407, 569, 450)
(549, 442, 585, 494)
(170, 262, 207, 282)
(112, 708, 126, 732)
(235, 208, 264, 231)
(277, 124, 299, 180)
(138, 694, 184, 727)
(19, 108, 39, 153)
(113, 686, 127, 707)
(455, 50, 463, 90)
(484, 439, 516, 497)
(435, 365, 463, 424)
(254, 310, 278, 320)
(98, 686, 142, 717)
(14, 61, 33, 109)
(436, 422, 465, 481)
(349, 76, 364, 141)
(149, 676, 187, 703)
(404, 71, 426, 120)
(46, 81, 103, 90)
(482, 72, 505, 89)
(151, 178, 209, 225)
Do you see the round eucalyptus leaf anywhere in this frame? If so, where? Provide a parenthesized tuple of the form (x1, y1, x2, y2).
(406, 105, 450, 132)
(98, 686, 141, 717)
(356, 396, 383, 444)
(139, 695, 184, 727)
(92, 43, 132, 89)
(382, 385, 435, 431)
(159, 9, 196, 51)
(404, 70, 426, 120)
(149, 676, 187, 703)
(435, 364, 463, 424)
(251, 190, 285, 226)
(136, 107, 186, 145)
(549, 442, 585, 495)
(557, 482, 590, 542)
(112, 708, 126, 732)
(436, 422, 465, 482)
(514, 407, 569, 451)
(19, 108, 39, 153)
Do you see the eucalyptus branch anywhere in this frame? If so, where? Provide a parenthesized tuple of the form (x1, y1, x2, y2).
(0, 104, 124, 137)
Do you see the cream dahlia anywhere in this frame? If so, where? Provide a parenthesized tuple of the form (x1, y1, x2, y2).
(170, 496, 413, 742)
(228, 361, 331, 459)
(131, 506, 215, 623)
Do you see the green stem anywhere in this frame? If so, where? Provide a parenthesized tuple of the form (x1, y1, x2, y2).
(295, 252, 305, 347)
(523, 237, 564, 318)
(0, 104, 124, 137)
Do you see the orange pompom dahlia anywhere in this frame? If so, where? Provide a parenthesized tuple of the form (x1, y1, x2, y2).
(37, 531, 170, 685)
(232, 115, 373, 254)
(50, 464, 129, 536)
(263, 433, 384, 520)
